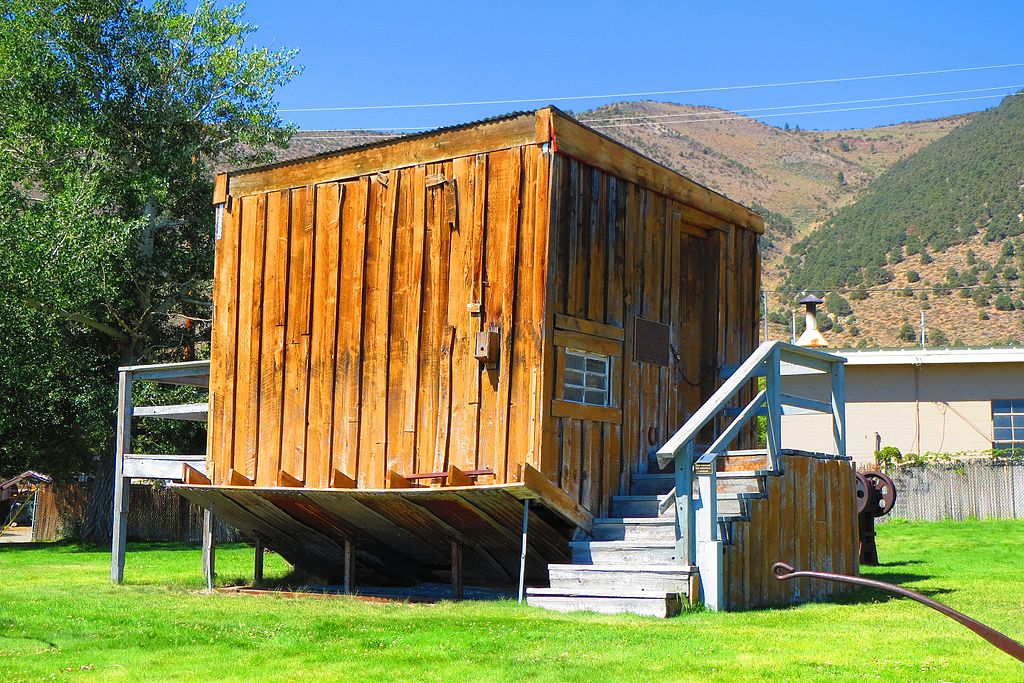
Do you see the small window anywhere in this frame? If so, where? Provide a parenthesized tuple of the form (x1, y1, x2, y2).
(992, 400, 1024, 455)
(564, 349, 610, 406)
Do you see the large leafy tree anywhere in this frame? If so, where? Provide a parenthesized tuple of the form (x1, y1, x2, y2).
(0, 0, 299, 539)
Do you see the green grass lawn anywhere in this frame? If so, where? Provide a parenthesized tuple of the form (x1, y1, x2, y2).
(1, 520, 1022, 682)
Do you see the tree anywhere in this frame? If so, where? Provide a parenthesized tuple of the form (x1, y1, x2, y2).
(0, 0, 299, 540)
(995, 293, 1015, 311)
(927, 327, 948, 347)
(825, 292, 852, 317)
(898, 322, 917, 343)
(907, 270, 920, 283)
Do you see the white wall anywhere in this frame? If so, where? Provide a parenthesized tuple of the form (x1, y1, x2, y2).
(781, 362, 1024, 465)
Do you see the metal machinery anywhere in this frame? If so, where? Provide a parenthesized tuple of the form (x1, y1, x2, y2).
(854, 470, 896, 565)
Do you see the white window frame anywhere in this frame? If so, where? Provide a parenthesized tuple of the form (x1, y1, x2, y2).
(562, 348, 611, 407)
(992, 399, 1024, 455)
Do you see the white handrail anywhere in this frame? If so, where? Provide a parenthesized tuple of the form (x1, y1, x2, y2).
(656, 339, 847, 608)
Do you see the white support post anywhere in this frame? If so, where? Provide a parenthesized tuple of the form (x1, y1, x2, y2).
(517, 499, 530, 604)
(765, 348, 782, 471)
(202, 509, 216, 591)
(111, 369, 133, 584)
(831, 362, 847, 458)
(673, 442, 695, 566)
(695, 467, 724, 611)
(254, 538, 265, 585)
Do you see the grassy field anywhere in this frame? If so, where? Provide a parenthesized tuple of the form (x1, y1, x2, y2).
(1, 519, 1022, 682)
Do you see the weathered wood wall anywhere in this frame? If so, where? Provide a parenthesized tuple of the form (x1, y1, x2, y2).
(207, 109, 761, 521)
(541, 155, 760, 516)
(723, 453, 859, 610)
(208, 145, 551, 490)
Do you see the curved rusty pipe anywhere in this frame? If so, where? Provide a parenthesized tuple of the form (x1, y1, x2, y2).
(772, 562, 1024, 663)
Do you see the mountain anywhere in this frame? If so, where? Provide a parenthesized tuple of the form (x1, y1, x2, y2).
(783, 92, 1024, 291)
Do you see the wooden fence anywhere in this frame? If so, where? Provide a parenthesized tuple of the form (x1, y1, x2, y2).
(33, 483, 241, 543)
(886, 460, 1024, 522)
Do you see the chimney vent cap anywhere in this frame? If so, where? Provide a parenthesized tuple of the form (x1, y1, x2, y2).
(799, 294, 824, 305)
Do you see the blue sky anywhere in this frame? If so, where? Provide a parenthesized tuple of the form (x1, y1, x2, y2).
(242, 0, 1024, 132)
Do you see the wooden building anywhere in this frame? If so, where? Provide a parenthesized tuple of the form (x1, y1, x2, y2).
(157, 108, 857, 614)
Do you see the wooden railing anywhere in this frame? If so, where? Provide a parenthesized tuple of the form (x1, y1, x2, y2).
(654, 340, 846, 610)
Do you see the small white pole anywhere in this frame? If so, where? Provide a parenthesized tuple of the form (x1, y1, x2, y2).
(790, 310, 797, 344)
(920, 310, 926, 348)
(517, 499, 530, 604)
(762, 292, 769, 342)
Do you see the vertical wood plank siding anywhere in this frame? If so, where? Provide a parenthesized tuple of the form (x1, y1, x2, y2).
(545, 154, 759, 515)
(722, 454, 859, 610)
(208, 122, 760, 520)
(208, 145, 551, 490)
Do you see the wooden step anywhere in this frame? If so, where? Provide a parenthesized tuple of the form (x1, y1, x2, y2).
(547, 563, 695, 592)
(609, 495, 669, 518)
(570, 539, 679, 564)
(628, 472, 674, 496)
(526, 589, 684, 618)
(592, 517, 675, 542)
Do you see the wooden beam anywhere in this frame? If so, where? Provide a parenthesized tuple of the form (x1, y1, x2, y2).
(386, 470, 416, 489)
(132, 403, 208, 422)
(549, 110, 763, 233)
(111, 370, 132, 584)
(227, 113, 540, 197)
(552, 329, 623, 357)
(182, 464, 211, 485)
(254, 538, 265, 584)
(276, 471, 304, 488)
(553, 313, 624, 341)
(213, 173, 228, 204)
(446, 465, 473, 488)
(550, 400, 622, 424)
(202, 509, 216, 590)
(343, 538, 356, 594)
(513, 464, 594, 533)
(228, 469, 255, 487)
(451, 540, 463, 601)
(331, 470, 357, 489)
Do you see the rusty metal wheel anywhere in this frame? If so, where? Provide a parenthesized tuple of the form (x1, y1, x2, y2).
(863, 471, 896, 517)
(855, 472, 870, 514)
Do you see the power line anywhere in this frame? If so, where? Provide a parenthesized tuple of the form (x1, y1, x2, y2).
(294, 91, 1020, 136)
(576, 84, 1024, 124)
(279, 62, 1024, 113)
(588, 93, 1020, 129)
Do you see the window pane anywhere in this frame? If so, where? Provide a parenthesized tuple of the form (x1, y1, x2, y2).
(586, 357, 607, 374)
(993, 399, 1013, 415)
(584, 389, 607, 406)
(1013, 416, 1024, 429)
(995, 427, 1013, 441)
(564, 369, 585, 387)
(586, 373, 606, 390)
(994, 415, 1012, 428)
(565, 352, 585, 371)
(563, 386, 584, 403)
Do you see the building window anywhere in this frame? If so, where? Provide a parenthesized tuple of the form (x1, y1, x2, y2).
(992, 399, 1024, 455)
(563, 348, 610, 406)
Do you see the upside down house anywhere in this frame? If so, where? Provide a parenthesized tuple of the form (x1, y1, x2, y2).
(112, 107, 858, 615)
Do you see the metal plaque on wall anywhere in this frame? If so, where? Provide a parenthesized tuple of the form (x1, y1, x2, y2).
(634, 317, 671, 366)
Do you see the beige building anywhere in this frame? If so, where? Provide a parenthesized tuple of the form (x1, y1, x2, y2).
(781, 348, 1024, 465)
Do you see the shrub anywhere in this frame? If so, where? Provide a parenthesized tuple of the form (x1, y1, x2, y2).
(906, 270, 920, 283)
(825, 292, 853, 317)
(898, 322, 917, 342)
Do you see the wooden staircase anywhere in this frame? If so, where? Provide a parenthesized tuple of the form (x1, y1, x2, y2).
(527, 452, 771, 617)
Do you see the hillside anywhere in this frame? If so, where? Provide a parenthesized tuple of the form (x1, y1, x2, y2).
(580, 101, 970, 241)
(784, 92, 1024, 290)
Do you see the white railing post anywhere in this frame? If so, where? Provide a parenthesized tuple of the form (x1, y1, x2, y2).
(111, 369, 133, 584)
(765, 346, 782, 471)
(673, 441, 695, 566)
(831, 361, 846, 458)
(695, 457, 723, 610)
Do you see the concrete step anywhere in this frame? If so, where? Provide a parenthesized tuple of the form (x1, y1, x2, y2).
(628, 473, 675, 496)
(609, 495, 668, 519)
(571, 539, 679, 564)
(547, 563, 695, 593)
(526, 588, 685, 618)
(592, 517, 675, 542)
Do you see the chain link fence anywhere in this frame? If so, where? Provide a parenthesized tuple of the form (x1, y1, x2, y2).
(885, 460, 1024, 521)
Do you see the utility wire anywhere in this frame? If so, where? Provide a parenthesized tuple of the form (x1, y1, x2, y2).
(279, 62, 1024, 113)
(294, 90, 1022, 137)
(577, 84, 1024, 124)
(588, 93, 1020, 129)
